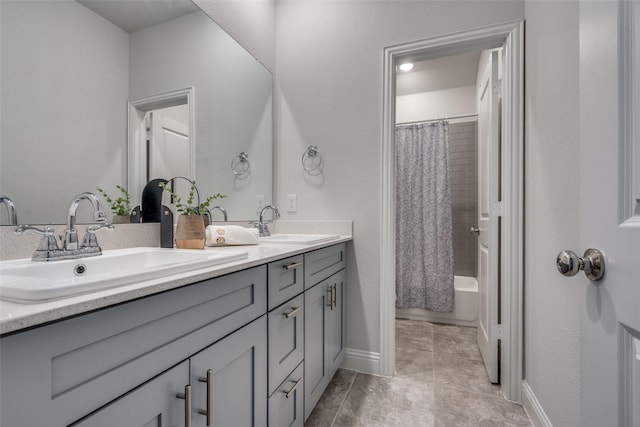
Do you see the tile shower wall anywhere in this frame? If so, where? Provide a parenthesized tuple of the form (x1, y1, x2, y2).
(449, 121, 478, 277)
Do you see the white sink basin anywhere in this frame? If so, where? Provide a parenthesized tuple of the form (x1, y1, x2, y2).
(258, 234, 340, 245)
(0, 247, 248, 303)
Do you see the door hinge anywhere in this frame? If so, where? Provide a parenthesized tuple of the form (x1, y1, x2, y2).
(493, 78, 503, 96)
(493, 201, 503, 217)
(495, 324, 502, 339)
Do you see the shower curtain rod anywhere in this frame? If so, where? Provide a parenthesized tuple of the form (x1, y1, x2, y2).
(397, 113, 478, 126)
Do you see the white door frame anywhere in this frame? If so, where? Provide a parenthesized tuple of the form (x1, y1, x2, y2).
(127, 87, 195, 208)
(380, 20, 524, 402)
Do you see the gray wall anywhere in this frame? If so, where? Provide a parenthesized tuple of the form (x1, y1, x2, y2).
(449, 122, 478, 278)
(524, 1, 581, 425)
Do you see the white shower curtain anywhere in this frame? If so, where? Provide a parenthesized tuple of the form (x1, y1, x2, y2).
(395, 121, 454, 312)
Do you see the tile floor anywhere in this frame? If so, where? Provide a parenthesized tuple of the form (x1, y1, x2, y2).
(304, 318, 532, 427)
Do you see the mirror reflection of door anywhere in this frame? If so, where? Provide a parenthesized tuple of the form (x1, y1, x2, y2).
(147, 105, 189, 183)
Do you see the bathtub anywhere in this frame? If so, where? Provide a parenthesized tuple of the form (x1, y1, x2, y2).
(396, 275, 478, 327)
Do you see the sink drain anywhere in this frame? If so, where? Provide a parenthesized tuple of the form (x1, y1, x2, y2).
(74, 263, 87, 276)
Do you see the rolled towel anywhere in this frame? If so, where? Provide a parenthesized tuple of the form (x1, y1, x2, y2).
(206, 225, 259, 246)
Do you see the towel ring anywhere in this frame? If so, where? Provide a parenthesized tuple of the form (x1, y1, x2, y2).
(231, 152, 250, 176)
(302, 145, 323, 172)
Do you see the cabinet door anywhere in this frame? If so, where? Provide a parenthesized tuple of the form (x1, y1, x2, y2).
(71, 361, 189, 427)
(326, 269, 346, 377)
(190, 316, 267, 427)
(304, 280, 331, 420)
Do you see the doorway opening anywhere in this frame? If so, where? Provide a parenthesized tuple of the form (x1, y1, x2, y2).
(380, 21, 524, 402)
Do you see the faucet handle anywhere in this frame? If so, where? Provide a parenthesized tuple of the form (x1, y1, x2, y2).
(14, 225, 60, 256)
(86, 223, 114, 233)
(14, 225, 55, 236)
(82, 224, 114, 248)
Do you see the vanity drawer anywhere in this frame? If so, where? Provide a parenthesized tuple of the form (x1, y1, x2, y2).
(268, 294, 304, 395)
(0, 266, 267, 427)
(304, 243, 346, 289)
(268, 254, 304, 310)
(268, 362, 304, 427)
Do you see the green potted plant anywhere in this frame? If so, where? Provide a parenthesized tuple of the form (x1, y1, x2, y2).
(96, 185, 131, 224)
(159, 180, 225, 249)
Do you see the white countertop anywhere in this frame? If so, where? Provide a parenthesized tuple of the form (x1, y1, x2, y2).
(0, 237, 351, 336)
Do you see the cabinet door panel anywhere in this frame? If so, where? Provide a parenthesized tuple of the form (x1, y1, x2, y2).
(70, 361, 189, 427)
(327, 270, 346, 377)
(268, 294, 304, 395)
(190, 316, 267, 427)
(268, 362, 304, 427)
(304, 281, 330, 420)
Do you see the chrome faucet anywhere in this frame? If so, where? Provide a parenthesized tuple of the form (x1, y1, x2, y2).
(209, 206, 228, 222)
(14, 192, 113, 261)
(257, 205, 280, 237)
(63, 192, 107, 250)
(0, 196, 18, 225)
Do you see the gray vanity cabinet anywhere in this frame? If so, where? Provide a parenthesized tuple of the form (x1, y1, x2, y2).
(0, 266, 267, 427)
(71, 361, 190, 427)
(303, 243, 347, 421)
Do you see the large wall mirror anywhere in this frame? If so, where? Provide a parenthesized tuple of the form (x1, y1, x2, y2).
(0, 0, 272, 225)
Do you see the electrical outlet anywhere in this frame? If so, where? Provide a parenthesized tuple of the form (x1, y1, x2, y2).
(256, 195, 265, 213)
(286, 194, 297, 212)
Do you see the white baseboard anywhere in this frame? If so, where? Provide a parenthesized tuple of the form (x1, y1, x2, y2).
(341, 348, 381, 375)
(522, 380, 553, 427)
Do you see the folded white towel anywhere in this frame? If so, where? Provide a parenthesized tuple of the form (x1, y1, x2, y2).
(205, 225, 259, 246)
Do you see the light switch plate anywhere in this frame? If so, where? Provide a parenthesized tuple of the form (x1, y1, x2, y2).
(286, 194, 297, 212)
(256, 195, 265, 213)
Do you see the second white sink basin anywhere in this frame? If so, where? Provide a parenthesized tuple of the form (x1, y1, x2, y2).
(0, 247, 248, 303)
(258, 234, 340, 245)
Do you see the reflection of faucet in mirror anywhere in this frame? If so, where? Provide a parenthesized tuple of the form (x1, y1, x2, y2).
(208, 206, 228, 222)
(257, 205, 280, 237)
(0, 196, 18, 225)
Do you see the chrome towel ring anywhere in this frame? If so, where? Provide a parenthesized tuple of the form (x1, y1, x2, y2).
(231, 152, 250, 176)
(302, 145, 323, 172)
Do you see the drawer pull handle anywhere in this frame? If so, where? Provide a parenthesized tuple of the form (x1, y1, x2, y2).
(283, 305, 303, 318)
(326, 287, 333, 309)
(176, 385, 192, 427)
(283, 377, 302, 399)
(283, 261, 303, 270)
(198, 369, 213, 426)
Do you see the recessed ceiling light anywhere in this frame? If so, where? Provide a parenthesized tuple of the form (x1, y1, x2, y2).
(398, 62, 414, 72)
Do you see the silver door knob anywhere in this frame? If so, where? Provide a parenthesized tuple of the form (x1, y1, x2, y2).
(556, 248, 605, 281)
(470, 227, 480, 236)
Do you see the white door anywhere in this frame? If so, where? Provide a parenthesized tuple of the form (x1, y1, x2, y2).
(477, 50, 501, 384)
(578, 1, 640, 426)
(149, 112, 190, 181)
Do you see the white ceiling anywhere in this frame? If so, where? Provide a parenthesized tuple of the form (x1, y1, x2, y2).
(76, 0, 199, 33)
(396, 50, 482, 96)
